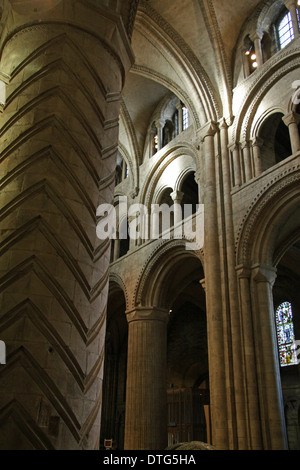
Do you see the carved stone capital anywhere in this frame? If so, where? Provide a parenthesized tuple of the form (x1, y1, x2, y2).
(283, 112, 300, 127)
(170, 190, 184, 203)
(126, 307, 170, 324)
(198, 121, 218, 142)
(236, 265, 251, 279)
(251, 264, 277, 287)
(252, 136, 264, 148)
(249, 29, 264, 42)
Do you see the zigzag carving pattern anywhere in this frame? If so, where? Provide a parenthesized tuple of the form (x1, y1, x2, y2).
(0, 23, 122, 449)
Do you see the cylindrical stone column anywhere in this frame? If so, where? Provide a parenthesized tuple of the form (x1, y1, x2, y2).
(230, 142, 242, 187)
(0, 0, 135, 450)
(236, 266, 263, 449)
(124, 307, 169, 450)
(241, 141, 253, 182)
(283, 112, 300, 154)
(250, 31, 264, 68)
(200, 122, 228, 450)
(219, 119, 249, 449)
(155, 119, 165, 151)
(251, 265, 288, 450)
(252, 136, 264, 177)
(171, 190, 183, 238)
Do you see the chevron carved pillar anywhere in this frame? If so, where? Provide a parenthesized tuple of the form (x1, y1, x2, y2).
(0, 0, 135, 450)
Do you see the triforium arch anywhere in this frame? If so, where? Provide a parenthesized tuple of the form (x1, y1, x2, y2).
(140, 144, 198, 210)
(236, 171, 300, 450)
(231, 49, 300, 185)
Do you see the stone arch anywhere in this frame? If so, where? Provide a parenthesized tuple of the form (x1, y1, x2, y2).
(236, 168, 300, 267)
(140, 143, 198, 209)
(233, 0, 286, 86)
(134, 2, 221, 125)
(154, 185, 174, 206)
(134, 239, 204, 310)
(232, 48, 300, 144)
(179, 171, 199, 215)
(254, 109, 292, 171)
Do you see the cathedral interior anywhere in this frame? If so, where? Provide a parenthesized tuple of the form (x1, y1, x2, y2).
(0, 0, 300, 451)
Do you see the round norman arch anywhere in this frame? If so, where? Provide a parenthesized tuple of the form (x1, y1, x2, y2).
(140, 144, 198, 209)
(133, 2, 221, 125)
(236, 169, 300, 267)
(232, 50, 300, 144)
(134, 239, 204, 310)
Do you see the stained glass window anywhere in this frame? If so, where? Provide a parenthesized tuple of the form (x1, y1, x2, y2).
(275, 302, 298, 367)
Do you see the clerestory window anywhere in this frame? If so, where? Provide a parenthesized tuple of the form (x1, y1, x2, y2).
(278, 11, 294, 48)
(276, 7, 300, 50)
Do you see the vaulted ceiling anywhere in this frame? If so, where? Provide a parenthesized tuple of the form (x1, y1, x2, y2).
(120, 0, 263, 162)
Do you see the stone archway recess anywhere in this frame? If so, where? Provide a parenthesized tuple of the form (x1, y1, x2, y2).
(235, 170, 300, 450)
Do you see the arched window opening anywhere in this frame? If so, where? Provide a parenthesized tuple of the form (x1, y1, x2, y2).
(274, 119, 292, 163)
(163, 120, 174, 147)
(180, 172, 198, 216)
(277, 10, 295, 49)
(259, 113, 292, 171)
(243, 35, 258, 76)
(276, 302, 298, 367)
(115, 153, 129, 186)
(119, 217, 130, 258)
(148, 97, 191, 158)
(158, 187, 174, 235)
(244, 44, 258, 74)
